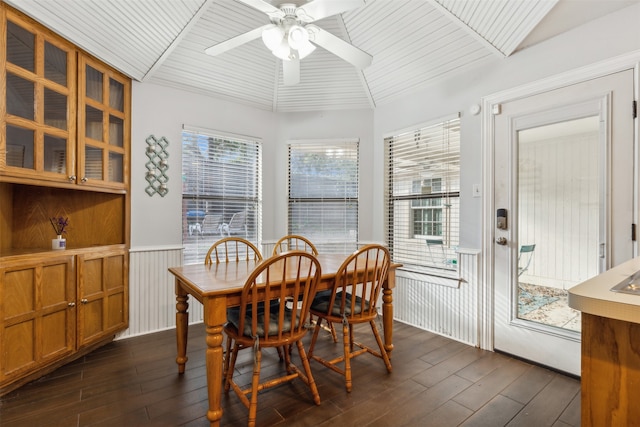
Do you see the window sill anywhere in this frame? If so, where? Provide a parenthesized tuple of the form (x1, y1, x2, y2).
(396, 266, 462, 288)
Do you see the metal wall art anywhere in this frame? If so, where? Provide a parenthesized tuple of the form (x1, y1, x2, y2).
(145, 135, 169, 197)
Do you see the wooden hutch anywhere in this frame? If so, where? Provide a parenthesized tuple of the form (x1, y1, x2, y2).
(0, 3, 131, 395)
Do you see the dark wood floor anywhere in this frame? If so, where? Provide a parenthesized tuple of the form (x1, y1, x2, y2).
(0, 321, 581, 426)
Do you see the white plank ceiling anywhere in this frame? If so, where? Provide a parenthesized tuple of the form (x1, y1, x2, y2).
(5, 0, 638, 112)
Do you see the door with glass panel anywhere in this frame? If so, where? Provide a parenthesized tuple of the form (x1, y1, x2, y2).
(492, 69, 634, 376)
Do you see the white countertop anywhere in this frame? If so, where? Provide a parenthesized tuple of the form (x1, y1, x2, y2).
(568, 256, 640, 324)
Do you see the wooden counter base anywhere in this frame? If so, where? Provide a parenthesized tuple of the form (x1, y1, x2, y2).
(581, 313, 640, 426)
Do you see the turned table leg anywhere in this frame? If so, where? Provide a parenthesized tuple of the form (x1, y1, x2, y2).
(382, 287, 394, 356)
(204, 298, 227, 427)
(175, 282, 189, 374)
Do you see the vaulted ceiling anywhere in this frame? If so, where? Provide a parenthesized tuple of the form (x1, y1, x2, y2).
(5, 0, 637, 112)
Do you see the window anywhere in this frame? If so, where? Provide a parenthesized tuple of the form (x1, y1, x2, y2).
(385, 115, 460, 271)
(288, 140, 358, 253)
(182, 127, 262, 265)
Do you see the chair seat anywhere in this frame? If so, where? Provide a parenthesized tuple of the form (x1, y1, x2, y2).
(227, 300, 279, 317)
(311, 291, 370, 316)
(227, 305, 304, 337)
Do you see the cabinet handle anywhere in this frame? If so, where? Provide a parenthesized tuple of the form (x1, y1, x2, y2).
(68, 175, 76, 182)
(81, 298, 88, 304)
(81, 177, 88, 183)
(68, 302, 76, 307)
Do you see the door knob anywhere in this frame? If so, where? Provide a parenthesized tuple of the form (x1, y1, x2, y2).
(496, 237, 507, 245)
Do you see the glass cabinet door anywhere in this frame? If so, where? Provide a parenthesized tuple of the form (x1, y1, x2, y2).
(77, 56, 129, 189)
(3, 15, 75, 181)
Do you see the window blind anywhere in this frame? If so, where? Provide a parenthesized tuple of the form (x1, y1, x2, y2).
(182, 128, 262, 265)
(385, 115, 460, 271)
(288, 140, 358, 253)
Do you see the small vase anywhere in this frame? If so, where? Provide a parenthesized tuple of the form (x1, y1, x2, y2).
(52, 235, 66, 250)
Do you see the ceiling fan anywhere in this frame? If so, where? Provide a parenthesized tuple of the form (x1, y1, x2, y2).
(204, 0, 372, 86)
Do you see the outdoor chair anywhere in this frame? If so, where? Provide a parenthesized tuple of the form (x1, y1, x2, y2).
(220, 210, 247, 237)
(518, 244, 536, 276)
(200, 214, 223, 236)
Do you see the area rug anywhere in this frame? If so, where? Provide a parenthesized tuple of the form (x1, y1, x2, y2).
(518, 283, 560, 315)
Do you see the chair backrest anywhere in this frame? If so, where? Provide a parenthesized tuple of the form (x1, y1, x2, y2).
(234, 251, 321, 342)
(204, 237, 263, 265)
(227, 211, 247, 231)
(320, 244, 390, 321)
(200, 214, 222, 235)
(518, 244, 536, 276)
(272, 234, 318, 256)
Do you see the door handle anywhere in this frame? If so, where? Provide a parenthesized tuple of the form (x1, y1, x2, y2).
(496, 237, 507, 245)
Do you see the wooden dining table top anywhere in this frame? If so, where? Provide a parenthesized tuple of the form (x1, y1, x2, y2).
(168, 253, 399, 299)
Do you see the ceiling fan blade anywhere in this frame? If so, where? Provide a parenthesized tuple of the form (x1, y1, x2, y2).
(205, 24, 272, 57)
(283, 59, 300, 86)
(296, 0, 365, 23)
(235, 0, 285, 18)
(307, 25, 372, 69)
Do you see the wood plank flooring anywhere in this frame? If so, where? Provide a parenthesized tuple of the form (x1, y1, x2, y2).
(0, 321, 581, 426)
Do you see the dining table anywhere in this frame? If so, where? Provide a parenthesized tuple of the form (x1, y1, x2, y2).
(168, 253, 401, 426)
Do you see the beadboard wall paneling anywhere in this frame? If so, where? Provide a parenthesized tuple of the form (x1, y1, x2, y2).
(118, 247, 203, 339)
(393, 250, 480, 346)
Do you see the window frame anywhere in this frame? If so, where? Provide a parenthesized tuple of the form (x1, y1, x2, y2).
(385, 114, 460, 274)
(287, 139, 359, 254)
(181, 126, 262, 265)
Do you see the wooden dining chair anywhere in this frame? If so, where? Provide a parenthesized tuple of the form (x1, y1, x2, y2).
(307, 244, 392, 392)
(204, 236, 262, 265)
(204, 237, 271, 372)
(272, 235, 337, 343)
(272, 234, 318, 256)
(223, 251, 322, 426)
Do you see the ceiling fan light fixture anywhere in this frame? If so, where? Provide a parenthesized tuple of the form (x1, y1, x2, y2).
(261, 24, 285, 51)
(271, 39, 293, 60)
(296, 41, 316, 59)
(287, 25, 308, 50)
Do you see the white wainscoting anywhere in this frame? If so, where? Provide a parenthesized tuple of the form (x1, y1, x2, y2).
(120, 246, 482, 348)
(393, 249, 481, 347)
(118, 246, 203, 339)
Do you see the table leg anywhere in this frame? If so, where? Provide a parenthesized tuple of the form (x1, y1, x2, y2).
(204, 298, 227, 426)
(382, 287, 394, 356)
(175, 282, 189, 373)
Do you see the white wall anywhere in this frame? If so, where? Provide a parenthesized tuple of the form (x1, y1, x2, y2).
(273, 110, 374, 240)
(373, 2, 640, 249)
(130, 84, 277, 249)
(125, 4, 640, 342)
(130, 85, 373, 247)
(131, 4, 640, 251)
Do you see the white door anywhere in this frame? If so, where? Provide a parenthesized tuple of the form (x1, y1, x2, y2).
(492, 69, 635, 376)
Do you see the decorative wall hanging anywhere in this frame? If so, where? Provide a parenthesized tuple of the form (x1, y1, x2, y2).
(145, 135, 169, 197)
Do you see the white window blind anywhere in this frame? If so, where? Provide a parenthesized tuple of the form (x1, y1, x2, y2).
(182, 128, 262, 265)
(288, 140, 358, 253)
(385, 115, 460, 271)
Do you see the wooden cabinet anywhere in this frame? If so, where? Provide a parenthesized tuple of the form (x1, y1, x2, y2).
(0, 254, 75, 385)
(581, 313, 640, 426)
(77, 54, 130, 191)
(0, 4, 130, 395)
(77, 248, 128, 348)
(0, 7, 77, 186)
(0, 7, 130, 192)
